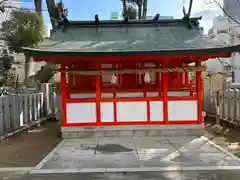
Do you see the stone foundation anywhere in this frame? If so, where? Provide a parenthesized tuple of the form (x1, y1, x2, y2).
(61, 124, 204, 139)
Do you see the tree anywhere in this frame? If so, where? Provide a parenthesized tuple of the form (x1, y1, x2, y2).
(121, 0, 148, 20)
(1, 10, 44, 52)
(142, 0, 148, 19)
(121, 0, 138, 19)
(208, 0, 240, 26)
(126, 5, 137, 19)
(0, 48, 15, 86)
(122, 0, 127, 17)
(34, 0, 42, 20)
(0, 10, 44, 85)
(127, 0, 142, 19)
(0, 0, 8, 13)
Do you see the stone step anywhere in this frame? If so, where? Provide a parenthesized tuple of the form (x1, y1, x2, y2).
(61, 124, 204, 139)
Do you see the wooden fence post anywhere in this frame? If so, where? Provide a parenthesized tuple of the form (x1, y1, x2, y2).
(219, 89, 224, 121)
(236, 89, 240, 122)
(32, 93, 37, 121)
(23, 94, 29, 124)
(28, 94, 33, 122)
(212, 89, 222, 134)
(40, 92, 44, 118)
(18, 95, 24, 127)
(41, 83, 52, 117)
(0, 98, 3, 136)
(3, 97, 10, 133)
(215, 90, 221, 126)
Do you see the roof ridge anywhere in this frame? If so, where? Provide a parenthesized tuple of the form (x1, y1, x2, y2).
(57, 16, 202, 26)
(51, 16, 202, 33)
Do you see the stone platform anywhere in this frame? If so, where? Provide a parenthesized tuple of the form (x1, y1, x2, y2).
(30, 136, 240, 174)
(61, 124, 204, 138)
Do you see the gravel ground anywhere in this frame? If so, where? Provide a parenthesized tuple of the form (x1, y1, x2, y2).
(0, 121, 62, 167)
(204, 118, 240, 157)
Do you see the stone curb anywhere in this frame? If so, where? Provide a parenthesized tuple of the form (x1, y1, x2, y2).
(35, 139, 66, 169)
(0, 167, 33, 172)
(29, 166, 240, 174)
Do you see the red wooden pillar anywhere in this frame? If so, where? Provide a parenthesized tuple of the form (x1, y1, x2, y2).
(95, 64, 101, 125)
(61, 64, 67, 127)
(196, 60, 203, 124)
(185, 72, 188, 86)
(162, 72, 168, 124)
(68, 64, 73, 92)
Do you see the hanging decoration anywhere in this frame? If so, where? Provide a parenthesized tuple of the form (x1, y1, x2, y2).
(57, 66, 206, 76)
(144, 72, 151, 83)
(110, 73, 117, 84)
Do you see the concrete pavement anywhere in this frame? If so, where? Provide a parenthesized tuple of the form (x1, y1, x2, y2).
(1, 136, 240, 179)
(30, 136, 240, 174)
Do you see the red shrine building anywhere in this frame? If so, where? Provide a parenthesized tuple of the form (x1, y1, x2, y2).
(22, 16, 240, 138)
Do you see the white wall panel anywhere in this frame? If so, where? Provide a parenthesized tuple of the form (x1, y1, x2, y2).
(168, 100, 197, 121)
(117, 102, 147, 122)
(100, 102, 114, 122)
(150, 101, 164, 121)
(66, 103, 96, 123)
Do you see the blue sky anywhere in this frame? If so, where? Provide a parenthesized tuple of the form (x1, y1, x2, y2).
(19, 0, 223, 33)
(20, 0, 184, 26)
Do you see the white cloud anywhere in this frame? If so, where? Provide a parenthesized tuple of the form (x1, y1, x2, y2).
(182, 0, 224, 33)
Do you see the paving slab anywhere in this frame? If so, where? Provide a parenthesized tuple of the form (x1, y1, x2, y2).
(166, 136, 199, 144)
(33, 136, 240, 174)
(175, 142, 222, 153)
(134, 137, 176, 154)
(42, 153, 141, 169)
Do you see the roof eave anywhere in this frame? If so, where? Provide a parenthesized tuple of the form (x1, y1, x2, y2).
(22, 45, 239, 60)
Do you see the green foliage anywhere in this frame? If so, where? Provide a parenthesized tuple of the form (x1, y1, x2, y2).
(188, 72, 210, 80)
(0, 48, 15, 85)
(0, 10, 44, 53)
(1, 49, 13, 71)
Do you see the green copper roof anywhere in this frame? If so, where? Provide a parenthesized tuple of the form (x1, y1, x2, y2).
(22, 18, 240, 58)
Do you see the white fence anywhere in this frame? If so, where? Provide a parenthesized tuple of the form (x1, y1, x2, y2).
(0, 84, 58, 137)
(204, 88, 240, 125)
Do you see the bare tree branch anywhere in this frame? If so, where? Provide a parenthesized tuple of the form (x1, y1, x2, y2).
(0, 0, 9, 6)
(211, 0, 240, 25)
(187, 0, 193, 16)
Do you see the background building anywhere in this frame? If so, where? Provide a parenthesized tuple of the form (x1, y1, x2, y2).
(110, 12, 119, 20)
(205, 0, 240, 84)
(223, 0, 240, 21)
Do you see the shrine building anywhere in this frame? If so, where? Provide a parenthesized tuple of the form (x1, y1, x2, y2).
(22, 16, 240, 138)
